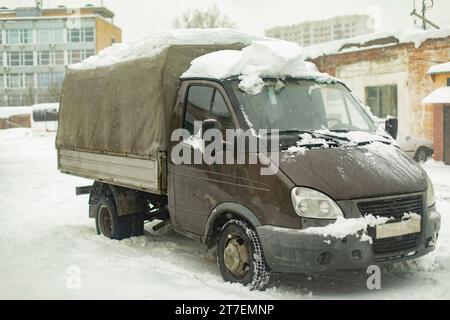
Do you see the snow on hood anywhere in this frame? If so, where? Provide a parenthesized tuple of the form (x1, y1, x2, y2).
(182, 40, 339, 95)
(70, 28, 269, 70)
(303, 25, 450, 59)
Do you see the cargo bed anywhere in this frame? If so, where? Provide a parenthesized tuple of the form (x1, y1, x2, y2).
(58, 149, 166, 194)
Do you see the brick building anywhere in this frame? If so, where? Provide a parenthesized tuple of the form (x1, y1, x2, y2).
(0, 3, 122, 106)
(423, 63, 450, 164)
(304, 27, 450, 144)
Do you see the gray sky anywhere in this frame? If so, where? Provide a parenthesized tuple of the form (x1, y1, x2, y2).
(2, 0, 450, 41)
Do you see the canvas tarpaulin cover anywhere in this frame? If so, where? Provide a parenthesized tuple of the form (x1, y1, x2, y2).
(56, 43, 245, 159)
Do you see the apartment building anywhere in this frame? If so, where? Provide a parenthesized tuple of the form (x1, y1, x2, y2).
(0, 4, 122, 106)
(266, 15, 373, 46)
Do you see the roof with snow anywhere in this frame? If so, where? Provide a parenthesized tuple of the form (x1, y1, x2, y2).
(428, 62, 450, 75)
(422, 87, 450, 104)
(181, 40, 339, 95)
(303, 25, 450, 59)
(71, 29, 270, 70)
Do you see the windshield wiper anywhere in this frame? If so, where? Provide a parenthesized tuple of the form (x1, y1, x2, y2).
(266, 129, 318, 136)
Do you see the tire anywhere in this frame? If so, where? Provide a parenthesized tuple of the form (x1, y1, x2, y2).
(95, 197, 131, 240)
(217, 219, 272, 291)
(131, 213, 144, 237)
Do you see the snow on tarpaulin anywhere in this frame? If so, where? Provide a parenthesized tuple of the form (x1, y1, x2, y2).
(58, 29, 279, 159)
(422, 87, 450, 104)
(182, 40, 339, 95)
(70, 28, 269, 70)
(303, 25, 450, 59)
(428, 61, 450, 75)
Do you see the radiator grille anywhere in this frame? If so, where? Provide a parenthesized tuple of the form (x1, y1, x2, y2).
(358, 195, 423, 221)
(358, 195, 423, 254)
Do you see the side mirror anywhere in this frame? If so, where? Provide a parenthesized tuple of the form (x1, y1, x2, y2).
(385, 117, 398, 140)
(202, 119, 222, 136)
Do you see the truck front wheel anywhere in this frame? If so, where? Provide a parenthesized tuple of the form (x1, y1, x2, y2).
(95, 198, 131, 240)
(217, 220, 272, 291)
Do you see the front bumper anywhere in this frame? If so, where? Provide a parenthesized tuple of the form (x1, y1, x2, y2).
(256, 208, 441, 274)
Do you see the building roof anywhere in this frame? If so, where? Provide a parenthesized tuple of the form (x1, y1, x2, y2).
(0, 6, 114, 20)
(303, 25, 450, 59)
(428, 62, 450, 75)
(422, 87, 450, 104)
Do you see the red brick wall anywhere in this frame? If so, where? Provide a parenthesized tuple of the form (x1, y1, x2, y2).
(0, 115, 31, 130)
(310, 37, 450, 141)
(434, 105, 444, 161)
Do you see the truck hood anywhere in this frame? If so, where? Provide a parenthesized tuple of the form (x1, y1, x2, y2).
(278, 143, 427, 200)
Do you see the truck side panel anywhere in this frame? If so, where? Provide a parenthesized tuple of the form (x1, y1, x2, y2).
(58, 149, 161, 194)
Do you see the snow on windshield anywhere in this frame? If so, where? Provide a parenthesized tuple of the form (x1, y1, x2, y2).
(182, 40, 339, 95)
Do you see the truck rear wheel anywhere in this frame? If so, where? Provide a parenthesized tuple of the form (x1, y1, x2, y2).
(217, 220, 272, 291)
(95, 198, 131, 240)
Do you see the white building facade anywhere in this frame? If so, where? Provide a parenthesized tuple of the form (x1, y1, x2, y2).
(266, 15, 373, 46)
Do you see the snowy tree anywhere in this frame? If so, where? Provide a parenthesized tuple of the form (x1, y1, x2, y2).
(173, 4, 236, 29)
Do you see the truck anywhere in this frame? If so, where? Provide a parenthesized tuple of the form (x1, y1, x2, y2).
(56, 30, 441, 291)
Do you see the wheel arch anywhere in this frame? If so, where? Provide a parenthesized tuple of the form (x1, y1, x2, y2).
(202, 202, 262, 248)
(89, 182, 148, 218)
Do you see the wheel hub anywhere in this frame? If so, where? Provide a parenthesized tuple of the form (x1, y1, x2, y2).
(223, 235, 249, 279)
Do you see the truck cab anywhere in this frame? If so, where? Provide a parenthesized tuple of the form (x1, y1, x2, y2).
(164, 75, 441, 289)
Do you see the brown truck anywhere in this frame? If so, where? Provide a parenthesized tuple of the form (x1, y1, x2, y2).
(57, 39, 440, 290)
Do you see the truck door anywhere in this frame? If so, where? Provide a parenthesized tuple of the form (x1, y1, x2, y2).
(169, 81, 238, 236)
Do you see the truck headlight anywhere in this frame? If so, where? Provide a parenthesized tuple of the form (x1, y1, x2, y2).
(291, 187, 344, 219)
(427, 175, 436, 208)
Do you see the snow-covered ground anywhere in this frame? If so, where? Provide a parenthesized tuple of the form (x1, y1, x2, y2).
(0, 128, 449, 300)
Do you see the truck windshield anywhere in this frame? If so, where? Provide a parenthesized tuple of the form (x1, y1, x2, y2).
(231, 79, 377, 134)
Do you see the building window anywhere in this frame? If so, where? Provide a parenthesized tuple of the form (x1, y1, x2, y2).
(25, 73, 35, 88)
(24, 52, 34, 66)
(38, 73, 52, 88)
(38, 51, 51, 66)
(37, 28, 64, 44)
(7, 52, 21, 66)
(7, 74, 23, 88)
(68, 50, 94, 64)
(365, 85, 398, 118)
(68, 50, 82, 64)
(7, 52, 34, 66)
(6, 29, 33, 45)
(68, 27, 94, 43)
(54, 51, 65, 65)
(38, 72, 64, 89)
(84, 27, 94, 42)
(447, 78, 450, 86)
(7, 95, 24, 106)
(68, 29, 81, 42)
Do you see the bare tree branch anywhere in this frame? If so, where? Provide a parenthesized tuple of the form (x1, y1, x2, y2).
(173, 4, 236, 29)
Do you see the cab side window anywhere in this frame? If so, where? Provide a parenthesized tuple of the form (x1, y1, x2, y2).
(184, 86, 214, 135)
(184, 85, 234, 135)
(211, 90, 234, 130)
